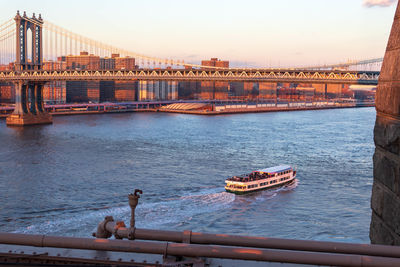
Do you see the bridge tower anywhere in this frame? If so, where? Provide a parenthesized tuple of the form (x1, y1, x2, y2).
(6, 11, 52, 126)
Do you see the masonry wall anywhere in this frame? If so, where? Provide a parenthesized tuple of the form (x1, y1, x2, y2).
(370, 2, 400, 245)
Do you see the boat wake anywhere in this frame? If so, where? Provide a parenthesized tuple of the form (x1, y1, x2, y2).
(137, 188, 235, 229)
(12, 187, 235, 236)
(282, 178, 299, 190)
(12, 181, 298, 236)
(264, 178, 299, 195)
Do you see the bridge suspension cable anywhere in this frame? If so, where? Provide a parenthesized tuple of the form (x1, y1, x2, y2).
(299, 57, 383, 71)
(42, 20, 231, 70)
(0, 19, 16, 66)
(0, 19, 13, 32)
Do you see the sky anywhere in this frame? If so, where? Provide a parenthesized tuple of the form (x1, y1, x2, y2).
(0, 0, 397, 67)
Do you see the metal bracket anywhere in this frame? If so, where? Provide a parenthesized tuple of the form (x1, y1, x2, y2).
(182, 230, 192, 244)
(127, 227, 136, 240)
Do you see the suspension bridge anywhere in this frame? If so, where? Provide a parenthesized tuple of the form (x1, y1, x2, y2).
(0, 11, 381, 126)
(0, 11, 383, 72)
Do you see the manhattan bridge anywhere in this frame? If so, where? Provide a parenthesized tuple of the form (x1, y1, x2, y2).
(0, 11, 382, 125)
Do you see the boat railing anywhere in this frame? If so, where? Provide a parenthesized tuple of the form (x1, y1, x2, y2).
(228, 174, 275, 183)
(227, 169, 294, 183)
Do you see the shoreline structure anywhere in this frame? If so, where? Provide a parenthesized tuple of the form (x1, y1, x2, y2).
(0, 100, 374, 118)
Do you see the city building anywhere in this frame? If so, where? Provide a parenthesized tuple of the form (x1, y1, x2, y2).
(100, 81, 115, 102)
(201, 58, 229, 69)
(47, 52, 137, 102)
(200, 58, 229, 100)
(99, 54, 135, 70)
(115, 81, 137, 101)
(178, 81, 200, 100)
(100, 57, 115, 70)
(0, 51, 375, 104)
(259, 82, 277, 100)
(43, 60, 66, 71)
(115, 56, 135, 70)
(43, 81, 66, 104)
(0, 63, 13, 71)
(66, 81, 97, 103)
(0, 82, 14, 103)
(66, 52, 100, 70)
(139, 81, 177, 101)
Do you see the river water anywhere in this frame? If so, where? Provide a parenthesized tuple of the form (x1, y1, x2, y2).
(0, 107, 375, 243)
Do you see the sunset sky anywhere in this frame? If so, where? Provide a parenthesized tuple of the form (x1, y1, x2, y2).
(1, 0, 397, 67)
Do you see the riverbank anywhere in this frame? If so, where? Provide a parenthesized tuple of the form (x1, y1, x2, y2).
(0, 107, 157, 118)
(0, 101, 374, 118)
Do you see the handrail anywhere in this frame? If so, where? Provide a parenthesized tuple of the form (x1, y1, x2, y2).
(95, 225, 400, 259)
(0, 232, 400, 267)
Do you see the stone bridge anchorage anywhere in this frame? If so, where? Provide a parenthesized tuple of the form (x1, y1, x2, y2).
(370, 2, 400, 245)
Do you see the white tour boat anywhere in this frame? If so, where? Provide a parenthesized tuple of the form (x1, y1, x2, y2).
(225, 165, 296, 195)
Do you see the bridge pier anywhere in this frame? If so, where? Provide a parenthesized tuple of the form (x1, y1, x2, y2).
(6, 11, 52, 126)
(6, 81, 52, 126)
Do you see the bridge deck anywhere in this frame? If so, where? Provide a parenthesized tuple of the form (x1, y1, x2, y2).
(0, 69, 379, 84)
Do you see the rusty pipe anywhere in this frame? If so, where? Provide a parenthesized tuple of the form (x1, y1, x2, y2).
(0, 232, 400, 267)
(94, 189, 142, 239)
(93, 189, 400, 260)
(96, 224, 400, 259)
(189, 232, 400, 259)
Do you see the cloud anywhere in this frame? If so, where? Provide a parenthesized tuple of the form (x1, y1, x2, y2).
(363, 0, 396, 7)
(186, 54, 199, 59)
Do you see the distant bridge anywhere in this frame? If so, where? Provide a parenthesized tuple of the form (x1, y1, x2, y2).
(299, 58, 383, 71)
(0, 11, 381, 83)
(0, 11, 380, 126)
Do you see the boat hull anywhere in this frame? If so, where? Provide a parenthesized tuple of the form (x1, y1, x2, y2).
(225, 179, 295, 195)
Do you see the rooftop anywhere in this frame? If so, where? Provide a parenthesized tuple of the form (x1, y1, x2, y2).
(257, 165, 292, 173)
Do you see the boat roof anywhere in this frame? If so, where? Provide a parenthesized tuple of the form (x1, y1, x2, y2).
(256, 165, 292, 173)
